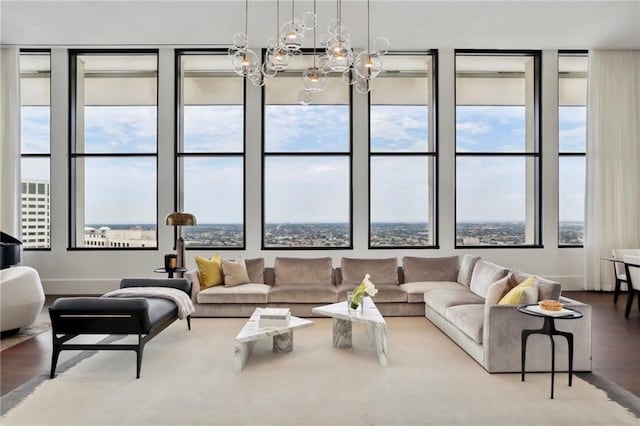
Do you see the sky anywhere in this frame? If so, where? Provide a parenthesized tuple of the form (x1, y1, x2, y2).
(20, 101, 586, 225)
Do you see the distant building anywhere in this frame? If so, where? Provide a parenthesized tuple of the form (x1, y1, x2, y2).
(84, 226, 156, 248)
(21, 179, 50, 248)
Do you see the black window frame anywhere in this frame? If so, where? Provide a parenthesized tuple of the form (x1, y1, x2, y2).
(557, 49, 588, 249)
(368, 50, 439, 249)
(261, 49, 353, 250)
(175, 49, 247, 251)
(19, 48, 52, 251)
(454, 49, 543, 249)
(68, 49, 160, 251)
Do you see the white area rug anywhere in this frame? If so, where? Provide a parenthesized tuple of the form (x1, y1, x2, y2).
(1, 317, 638, 425)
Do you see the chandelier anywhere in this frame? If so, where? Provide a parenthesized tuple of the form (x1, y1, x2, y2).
(229, 0, 390, 103)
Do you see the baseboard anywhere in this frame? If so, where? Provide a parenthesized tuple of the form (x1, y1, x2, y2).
(545, 275, 584, 291)
(42, 279, 119, 295)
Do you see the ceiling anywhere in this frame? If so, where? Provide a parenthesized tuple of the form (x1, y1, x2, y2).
(1, 1, 639, 49)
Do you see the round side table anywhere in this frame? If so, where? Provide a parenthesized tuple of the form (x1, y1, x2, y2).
(153, 267, 187, 279)
(517, 304, 583, 399)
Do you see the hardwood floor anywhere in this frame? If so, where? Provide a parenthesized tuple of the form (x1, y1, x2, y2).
(2, 292, 640, 399)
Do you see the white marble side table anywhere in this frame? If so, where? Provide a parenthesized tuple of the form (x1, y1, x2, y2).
(234, 308, 314, 372)
(312, 297, 388, 367)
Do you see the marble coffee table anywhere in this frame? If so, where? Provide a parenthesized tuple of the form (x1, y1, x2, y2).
(312, 297, 388, 366)
(234, 308, 314, 372)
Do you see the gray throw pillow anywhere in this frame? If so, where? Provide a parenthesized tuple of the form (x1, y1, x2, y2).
(457, 254, 481, 287)
(222, 257, 251, 287)
(274, 257, 333, 286)
(469, 260, 509, 298)
(402, 256, 459, 283)
(341, 257, 398, 285)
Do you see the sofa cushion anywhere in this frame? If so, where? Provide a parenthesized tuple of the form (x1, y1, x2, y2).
(445, 304, 485, 344)
(221, 257, 251, 287)
(195, 254, 223, 289)
(197, 284, 271, 304)
(399, 281, 465, 303)
(402, 256, 459, 283)
(268, 284, 338, 303)
(336, 284, 407, 303)
(511, 270, 561, 301)
(469, 260, 509, 298)
(423, 288, 484, 317)
(457, 254, 481, 287)
(340, 257, 398, 285)
(484, 276, 510, 306)
(274, 257, 333, 286)
(245, 258, 265, 284)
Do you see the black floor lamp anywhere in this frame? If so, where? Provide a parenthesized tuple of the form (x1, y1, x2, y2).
(165, 212, 196, 269)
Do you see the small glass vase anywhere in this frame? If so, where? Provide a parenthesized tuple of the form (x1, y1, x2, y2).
(347, 291, 364, 315)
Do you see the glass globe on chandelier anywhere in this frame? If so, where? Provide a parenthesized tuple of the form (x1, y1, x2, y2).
(352, 0, 389, 94)
(228, 0, 261, 84)
(264, 0, 290, 77)
(300, 0, 327, 99)
(323, 0, 354, 73)
(280, 0, 306, 56)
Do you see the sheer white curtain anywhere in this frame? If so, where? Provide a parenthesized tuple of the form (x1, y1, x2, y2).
(0, 47, 21, 237)
(584, 50, 640, 290)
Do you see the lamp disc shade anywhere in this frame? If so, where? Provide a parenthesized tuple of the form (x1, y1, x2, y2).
(165, 212, 197, 226)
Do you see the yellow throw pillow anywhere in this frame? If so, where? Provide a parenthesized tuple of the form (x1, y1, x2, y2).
(498, 275, 538, 305)
(195, 254, 223, 289)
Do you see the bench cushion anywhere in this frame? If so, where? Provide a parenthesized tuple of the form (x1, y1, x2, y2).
(146, 298, 178, 328)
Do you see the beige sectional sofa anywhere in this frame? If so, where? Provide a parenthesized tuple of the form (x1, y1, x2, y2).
(186, 254, 592, 373)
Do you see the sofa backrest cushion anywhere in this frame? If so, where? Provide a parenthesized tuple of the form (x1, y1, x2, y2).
(274, 257, 333, 286)
(245, 258, 265, 284)
(402, 256, 459, 283)
(340, 257, 398, 286)
(457, 254, 481, 287)
(511, 270, 561, 301)
(469, 260, 509, 298)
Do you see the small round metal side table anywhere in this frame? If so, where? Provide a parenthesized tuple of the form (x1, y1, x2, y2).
(153, 267, 187, 279)
(517, 304, 583, 399)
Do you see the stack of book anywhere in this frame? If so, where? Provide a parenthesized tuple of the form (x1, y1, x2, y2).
(258, 308, 291, 328)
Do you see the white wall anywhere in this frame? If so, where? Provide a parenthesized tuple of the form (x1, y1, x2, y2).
(4, 1, 636, 294)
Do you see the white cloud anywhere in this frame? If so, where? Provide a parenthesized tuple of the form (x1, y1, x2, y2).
(456, 121, 491, 135)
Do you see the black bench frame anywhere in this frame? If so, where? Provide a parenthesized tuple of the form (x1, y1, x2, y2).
(49, 278, 192, 379)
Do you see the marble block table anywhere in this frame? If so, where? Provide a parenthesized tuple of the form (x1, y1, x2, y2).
(234, 308, 314, 372)
(312, 297, 388, 367)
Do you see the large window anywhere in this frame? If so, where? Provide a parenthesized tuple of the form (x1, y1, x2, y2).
(558, 52, 587, 247)
(369, 52, 437, 248)
(263, 53, 351, 249)
(455, 51, 541, 247)
(20, 50, 51, 249)
(177, 51, 245, 249)
(70, 51, 158, 249)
